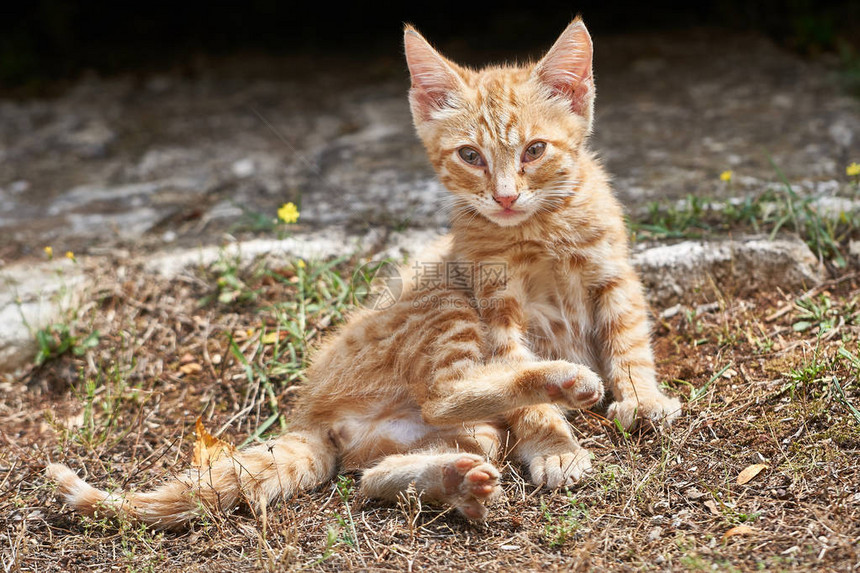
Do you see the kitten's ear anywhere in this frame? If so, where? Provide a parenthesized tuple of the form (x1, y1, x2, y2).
(534, 19, 595, 128)
(404, 26, 464, 123)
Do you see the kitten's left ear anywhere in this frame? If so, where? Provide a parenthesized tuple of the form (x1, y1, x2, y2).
(533, 19, 595, 129)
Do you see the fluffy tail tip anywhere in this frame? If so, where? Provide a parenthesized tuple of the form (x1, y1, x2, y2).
(46, 463, 112, 516)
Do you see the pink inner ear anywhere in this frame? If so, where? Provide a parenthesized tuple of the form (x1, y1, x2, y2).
(404, 30, 460, 120)
(536, 22, 594, 118)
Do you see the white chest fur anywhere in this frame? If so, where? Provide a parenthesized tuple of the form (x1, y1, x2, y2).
(522, 261, 597, 368)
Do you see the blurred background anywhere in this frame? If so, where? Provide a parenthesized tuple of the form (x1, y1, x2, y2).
(4, 1, 860, 84)
(1, 1, 859, 263)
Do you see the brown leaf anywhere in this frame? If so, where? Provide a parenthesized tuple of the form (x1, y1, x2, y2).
(179, 362, 203, 375)
(191, 417, 236, 469)
(737, 463, 768, 485)
(704, 499, 721, 516)
(722, 525, 755, 543)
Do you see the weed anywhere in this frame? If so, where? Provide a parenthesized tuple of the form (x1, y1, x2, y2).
(334, 475, 359, 549)
(230, 204, 280, 234)
(199, 249, 260, 306)
(34, 322, 99, 365)
(542, 492, 589, 547)
(593, 463, 624, 496)
(633, 194, 711, 239)
(830, 375, 860, 424)
(66, 364, 144, 450)
(783, 349, 829, 398)
(679, 554, 743, 573)
(792, 293, 837, 333)
(630, 160, 860, 267)
(681, 362, 733, 403)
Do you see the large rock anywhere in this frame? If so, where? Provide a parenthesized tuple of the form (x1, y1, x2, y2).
(633, 236, 825, 307)
(0, 232, 828, 374)
(0, 228, 441, 374)
(0, 259, 85, 372)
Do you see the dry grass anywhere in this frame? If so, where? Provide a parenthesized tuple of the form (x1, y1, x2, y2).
(1, 252, 859, 572)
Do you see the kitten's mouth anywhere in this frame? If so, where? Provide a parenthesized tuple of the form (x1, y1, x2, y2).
(484, 207, 531, 227)
(495, 208, 524, 218)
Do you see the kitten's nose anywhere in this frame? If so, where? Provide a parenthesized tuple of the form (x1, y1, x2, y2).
(493, 194, 520, 209)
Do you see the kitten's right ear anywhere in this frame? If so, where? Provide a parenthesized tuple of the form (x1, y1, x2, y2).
(404, 26, 464, 123)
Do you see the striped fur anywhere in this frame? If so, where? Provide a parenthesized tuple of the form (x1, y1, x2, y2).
(47, 18, 680, 529)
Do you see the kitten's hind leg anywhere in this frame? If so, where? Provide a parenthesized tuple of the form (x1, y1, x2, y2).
(360, 452, 501, 520)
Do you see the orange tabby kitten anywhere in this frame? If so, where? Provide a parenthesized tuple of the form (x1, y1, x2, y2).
(47, 18, 680, 529)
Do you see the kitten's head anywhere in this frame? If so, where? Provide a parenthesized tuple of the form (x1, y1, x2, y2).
(404, 19, 595, 228)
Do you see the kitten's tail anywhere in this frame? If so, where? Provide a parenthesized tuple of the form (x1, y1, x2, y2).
(46, 429, 337, 530)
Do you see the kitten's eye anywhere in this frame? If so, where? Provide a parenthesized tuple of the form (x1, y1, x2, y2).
(523, 141, 547, 163)
(458, 147, 485, 167)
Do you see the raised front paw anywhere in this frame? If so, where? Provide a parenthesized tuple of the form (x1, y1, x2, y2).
(529, 448, 592, 489)
(606, 394, 682, 430)
(542, 361, 604, 410)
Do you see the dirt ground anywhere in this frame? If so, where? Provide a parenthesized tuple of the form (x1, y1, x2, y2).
(1, 251, 858, 572)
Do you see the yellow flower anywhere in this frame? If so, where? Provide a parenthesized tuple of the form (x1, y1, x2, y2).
(277, 202, 300, 224)
(65, 251, 76, 262)
(44, 246, 53, 259)
(847, 162, 860, 177)
(720, 170, 733, 183)
(297, 259, 306, 269)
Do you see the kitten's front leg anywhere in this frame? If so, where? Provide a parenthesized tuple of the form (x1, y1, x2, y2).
(479, 273, 594, 486)
(593, 265, 681, 429)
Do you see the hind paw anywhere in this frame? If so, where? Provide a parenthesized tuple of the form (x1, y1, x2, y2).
(440, 454, 501, 520)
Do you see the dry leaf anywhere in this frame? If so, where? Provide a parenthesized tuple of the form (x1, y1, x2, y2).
(704, 499, 721, 516)
(191, 417, 236, 469)
(180, 362, 203, 375)
(737, 463, 768, 485)
(722, 525, 755, 543)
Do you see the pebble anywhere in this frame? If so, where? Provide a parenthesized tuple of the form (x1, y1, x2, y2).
(232, 158, 256, 178)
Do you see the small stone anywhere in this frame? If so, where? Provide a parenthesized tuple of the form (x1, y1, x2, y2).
(849, 240, 860, 259)
(685, 487, 706, 500)
(9, 180, 30, 194)
(829, 122, 853, 147)
(660, 303, 684, 319)
(232, 158, 256, 178)
(647, 526, 663, 542)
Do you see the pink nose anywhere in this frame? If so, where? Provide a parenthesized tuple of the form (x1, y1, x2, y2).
(493, 194, 520, 209)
